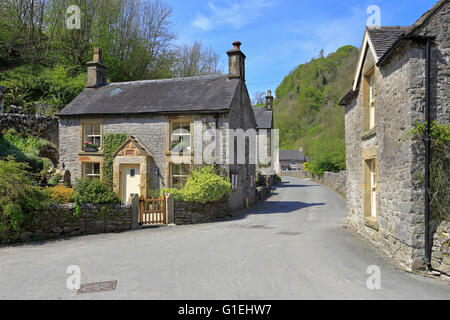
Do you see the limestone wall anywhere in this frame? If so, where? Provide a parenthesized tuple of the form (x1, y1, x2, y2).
(174, 198, 230, 225)
(281, 170, 346, 195)
(431, 220, 450, 280)
(0, 113, 59, 147)
(0, 203, 132, 245)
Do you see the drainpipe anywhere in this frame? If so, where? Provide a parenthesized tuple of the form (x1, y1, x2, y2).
(424, 37, 432, 270)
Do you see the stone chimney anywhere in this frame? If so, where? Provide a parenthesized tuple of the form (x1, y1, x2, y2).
(87, 48, 107, 88)
(266, 89, 274, 110)
(227, 41, 246, 81)
(0, 86, 5, 113)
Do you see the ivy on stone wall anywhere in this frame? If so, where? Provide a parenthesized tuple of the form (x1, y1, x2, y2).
(405, 121, 450, 222)
(102, 133, 129, 190)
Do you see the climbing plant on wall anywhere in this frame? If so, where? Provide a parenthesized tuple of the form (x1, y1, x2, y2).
(102, 133, 129, 190)
(405, 121, 450, 222)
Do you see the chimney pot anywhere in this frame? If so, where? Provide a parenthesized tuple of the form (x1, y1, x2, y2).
(266, 89, 274, 110)
(227, 41, 246, 81)
(87, 48, 107, 88)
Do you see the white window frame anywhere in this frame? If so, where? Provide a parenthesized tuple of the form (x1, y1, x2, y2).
(370, 160, 377, 218)
(83, 123, 102, 149)
(231, 173, 239, 191)
(170, 163, 191, 188)
(170, 122, 192, 154)
(83, 162, 101, 179)
(369, 74, 376, 130)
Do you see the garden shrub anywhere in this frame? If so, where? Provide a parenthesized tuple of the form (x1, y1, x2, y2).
(0, 157, 52, 231)
(0, 129, 54, 174)
(102, 133, 129, 190)
(162, 166, 231, 204)
(48, 186, 74, 204)
(73, 178, 120, 205)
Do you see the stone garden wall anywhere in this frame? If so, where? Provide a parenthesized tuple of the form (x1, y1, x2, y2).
(282, 170, 347, 195)
(174, 197, 230, 225)
(0, 113, 59, 147)
(0, 203, 133, 245)
(431, 220, 450, 280)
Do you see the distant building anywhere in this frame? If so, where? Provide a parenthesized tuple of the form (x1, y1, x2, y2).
(277, 150, 306, 172)
(340, 0, 449, 271)
(253, 89, 274, 177)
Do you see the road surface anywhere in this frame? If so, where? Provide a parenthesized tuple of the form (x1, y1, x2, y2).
(0, 176, 449, 299)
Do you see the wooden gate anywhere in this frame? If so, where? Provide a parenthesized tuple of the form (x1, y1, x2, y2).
(139, 195, 166, 225)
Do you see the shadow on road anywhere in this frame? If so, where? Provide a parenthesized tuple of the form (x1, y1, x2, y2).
(256, 201, 325, 214)
(276, 181, 319, 189)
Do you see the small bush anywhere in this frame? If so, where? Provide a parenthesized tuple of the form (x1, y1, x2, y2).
(48, 186, 74, 204)
(162, 166, 231, 204)
(73, 178, 120, 205)
(0, 157, 51, 231)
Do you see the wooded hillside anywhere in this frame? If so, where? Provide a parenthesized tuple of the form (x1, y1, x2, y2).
(0, 0, 220, 115)
(274, 45, 359, 174)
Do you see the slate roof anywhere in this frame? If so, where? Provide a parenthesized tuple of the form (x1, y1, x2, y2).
(367, 26, 410, 58)
(59, 75, 240, 116)
(252, 107, 273, 129)
(279, 150, 306, 161)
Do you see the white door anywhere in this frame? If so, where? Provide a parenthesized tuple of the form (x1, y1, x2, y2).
(122, 164, 140, 203)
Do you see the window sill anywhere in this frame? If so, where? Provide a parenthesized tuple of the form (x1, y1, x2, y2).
(79, 150, 104, 156)
(361, 128, 376, 140)
(365, 216, 379, 231)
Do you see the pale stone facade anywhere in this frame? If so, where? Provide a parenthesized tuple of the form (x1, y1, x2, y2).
(59, 42, 257, 213)
(342, 1, 449, 271)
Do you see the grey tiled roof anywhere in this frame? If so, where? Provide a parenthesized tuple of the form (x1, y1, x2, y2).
(279, 150, 305, 161)
(367, 26, 410, 58)
(59, 75, 240, 116)
(252, 107, 273, 129)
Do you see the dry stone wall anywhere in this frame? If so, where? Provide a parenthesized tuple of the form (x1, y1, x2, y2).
(431, 220, 450, 280)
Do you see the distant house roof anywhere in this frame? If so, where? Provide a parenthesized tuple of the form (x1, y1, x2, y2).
(279, 150, 305, 162)
(252, 107, 273, 129)
(59, 75, 240, 116)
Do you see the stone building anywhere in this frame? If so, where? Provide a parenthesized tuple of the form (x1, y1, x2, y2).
(277, 150, 307, 172)
(253, 89, 275, 177)
(340, 0, 449, 271)
(58, 42, 257, 212)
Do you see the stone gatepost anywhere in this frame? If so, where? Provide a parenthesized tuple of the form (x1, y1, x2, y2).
(131, 194, 140, 230)
(166, 193, 174, 225)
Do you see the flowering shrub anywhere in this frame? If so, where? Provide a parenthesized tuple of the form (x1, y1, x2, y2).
(162, 166, 231, 204)
(48, 186, 74, 204)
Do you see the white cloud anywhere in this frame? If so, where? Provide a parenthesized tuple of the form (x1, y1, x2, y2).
(191, 0, 274, 31)
(192, 14, 213, 31)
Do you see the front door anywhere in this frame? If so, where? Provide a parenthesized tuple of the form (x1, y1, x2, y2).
(121, 164, 140, 203)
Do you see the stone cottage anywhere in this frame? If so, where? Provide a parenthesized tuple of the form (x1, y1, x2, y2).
(340, 0, 449, 271)
(58, 42, 257, 212)
(277, 150, 307, 172)
(253, 89, 275, 177)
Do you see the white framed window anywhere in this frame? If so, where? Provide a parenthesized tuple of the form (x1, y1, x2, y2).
(170, 163, 191, 189)
(369, 74, 376, 129)
(170, 122, 191, 154)
(83, 162, 101, 179)
(370, 160, 377, 218)
(231, 173, 239, 191)
(83, 123, 102, 150)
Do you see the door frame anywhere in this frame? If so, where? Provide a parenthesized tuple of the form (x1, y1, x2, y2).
(120, 163, 141, 203)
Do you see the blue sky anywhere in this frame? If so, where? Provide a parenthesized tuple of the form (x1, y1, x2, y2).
(169, 0, 438, 99)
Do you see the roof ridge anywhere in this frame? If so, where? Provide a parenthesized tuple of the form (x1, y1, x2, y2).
(109, 74, 227, 86)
